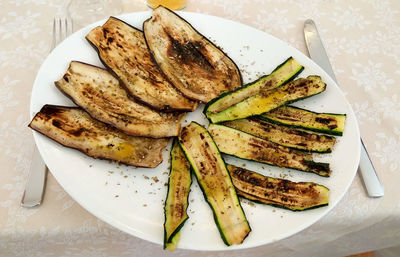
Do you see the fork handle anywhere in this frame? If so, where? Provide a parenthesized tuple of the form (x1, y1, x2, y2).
(21, 146, 48, 207)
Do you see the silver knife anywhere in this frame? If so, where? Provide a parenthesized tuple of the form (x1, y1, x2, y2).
(303, 19, 384, 197)
(21, 146, 48, 207)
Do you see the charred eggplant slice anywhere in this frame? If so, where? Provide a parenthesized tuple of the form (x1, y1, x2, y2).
(260, 105, 346, 136)
(208, 75, 327, 123)
(144, 6, 242, 103)
(227, 164, 329, 211)
(208, 124, 331, 177)
(86, 16, 197, 112)
(164, 139, 192, 251)
(222, 117, 336, 153)
(178, 122, 251, 246)
(55, 61, 184, 138)
(29, 105, 169, 168)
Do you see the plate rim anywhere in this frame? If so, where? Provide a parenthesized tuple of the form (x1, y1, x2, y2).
(30, 10, 361, 251)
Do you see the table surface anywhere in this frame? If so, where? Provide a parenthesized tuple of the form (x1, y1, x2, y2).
(1, 0, 400, 256)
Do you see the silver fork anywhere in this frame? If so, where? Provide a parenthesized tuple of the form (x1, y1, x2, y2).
(21, 17, 73, 208)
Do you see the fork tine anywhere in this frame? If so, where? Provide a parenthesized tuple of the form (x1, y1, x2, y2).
(50, 17, 73, 52)
(58, 18, 62, 45)
(68, 17, 74, 37)
(64, 18, 68, 40)
(51, 18, 56, 50)
(70, 17, 74, 35)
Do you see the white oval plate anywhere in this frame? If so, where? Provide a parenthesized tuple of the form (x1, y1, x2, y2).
(30, 11, 360, 251)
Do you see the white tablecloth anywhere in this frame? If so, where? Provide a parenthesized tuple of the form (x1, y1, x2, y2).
(1, 0, 399, 256)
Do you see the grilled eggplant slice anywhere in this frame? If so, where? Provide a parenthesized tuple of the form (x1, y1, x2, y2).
(143, 6, 242, 103)
(227, 164, 329, 211)
(86, 16, 197, 112)
(222, 118, 336, 153)
(260, 105, 346, 136)
(208, 124, 331, 177)
(55, 61, 184, 138)
(164, 139, 192, 251)
(178, 122, 251, 246)
(208, 75, 327, 123)
(205, 57, 303, 116)
(28, 105, 169, 168)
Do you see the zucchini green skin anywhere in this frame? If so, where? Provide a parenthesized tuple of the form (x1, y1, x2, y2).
(260, 105, 346, 136)
(227, 164, 329, 211)
(208, 75, 327, 123)
(204, 57, 304, 116)
(178, 122, 251, 246)
(222, 118, 336, 153)
(208, 124, 331, 177)
(165, 232, 181, 251)
(164, 139, 192, 251)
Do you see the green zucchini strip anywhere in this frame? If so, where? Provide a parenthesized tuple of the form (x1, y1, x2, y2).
(227, 164, 329, 211)
(205, 57, 303, 117)
(222, 118, 336, 153)
(178, 122, 251, 246)
(164, 139, 192, 251)
(208, 124, 331, 177)
(208, 75, 327, 123)
(260, 105, 346, 136)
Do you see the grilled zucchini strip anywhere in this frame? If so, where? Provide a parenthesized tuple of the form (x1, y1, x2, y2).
(144, 6, 242, 103)
(208, 75, 327, 123)
(178, 122, 251, 246)
(164, 139, 192, 251)
(222, 118, 336, 153)
(260, 105, 346, 136)
(29, 105, 169, 168)
(86, 16, 197, 112)
(208, 124, 331, 177)
(227, 164, 329, 211)
(205, 57, 303, 116)
(55, 61, 184, 138)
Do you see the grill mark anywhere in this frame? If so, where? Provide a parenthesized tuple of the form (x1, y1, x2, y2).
(328, 124, 338, 129)
(40, 105, 64, 116)
(52, 119, 61, 128)
(201, 146, 217, 173)
(315, 117, 335, 125)
(103, 28, 109, 38)
(272, 116, 300, 122)
(51, 118, 92, 137)
(248, 137, 279, 150)
(229, 165, 322, 207)
(165, 31, 214, 72)
(70, 127, 86, 137)
(171, 203, 184, 220)
(302, 160, 331, 175)
(257, 120, 332, 142)
(63, 75, 69, 83)
(89, 20, 197, 111)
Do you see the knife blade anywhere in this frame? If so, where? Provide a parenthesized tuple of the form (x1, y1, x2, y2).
(303, 19, 384, 198)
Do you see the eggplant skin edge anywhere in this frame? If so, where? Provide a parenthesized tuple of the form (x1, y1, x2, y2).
(54, 60, 184, 138)
(28, 105, 168, 168)
(143, 6, 243, 103)
(143, 6, 243, 84)
(85, 16, 198, 112)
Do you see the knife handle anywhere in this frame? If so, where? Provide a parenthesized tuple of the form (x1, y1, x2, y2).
(304, 19, 384, 198)
(358, 139, 384, 197)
